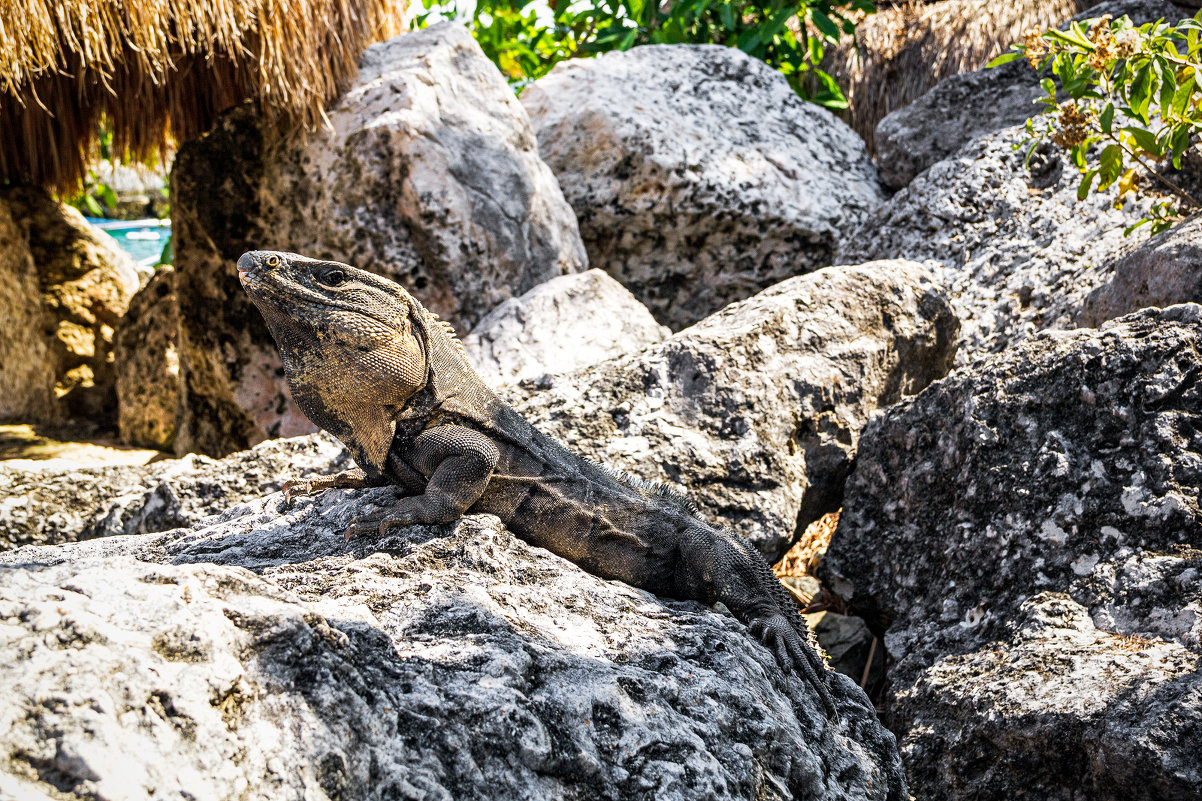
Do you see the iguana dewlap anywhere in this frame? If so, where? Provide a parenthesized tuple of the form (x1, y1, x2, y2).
(238, 249, 837, 717)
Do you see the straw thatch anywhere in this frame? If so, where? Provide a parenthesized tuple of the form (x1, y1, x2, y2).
(825, 0, 1096, 152)
(1, 0, 404, 192)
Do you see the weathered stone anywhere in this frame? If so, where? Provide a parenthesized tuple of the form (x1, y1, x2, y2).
(116, 266, 181, 449)
(463, 269, 669, 387)
(171, 23, 586, 456)
(1079, 212, 1202, 327)
(820, 304, 1202, 801)
(523, 44, 884, 330)
(0, 492, 906, 800)
(0, 432, 348, 550)
(839, 126, 1154, 362)
(515, 260, 959, 560)
(0, 186, 144, 423)
(873, 0, 1182, 189)
(0, 198, 56, 422)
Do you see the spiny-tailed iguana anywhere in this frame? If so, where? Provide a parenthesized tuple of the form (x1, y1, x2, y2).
(238, 250, 836, 716)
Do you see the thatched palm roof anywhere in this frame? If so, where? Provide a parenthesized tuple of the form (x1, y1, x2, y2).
(1, 0, 403, 192)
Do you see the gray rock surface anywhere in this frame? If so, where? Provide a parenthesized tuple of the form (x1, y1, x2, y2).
(523, 44, 884, 330)
(873, 0, 1182, 189)
(170, 22, 586, 456)
(820, 304, 1202, 801)
(0, 433, 348, 550)
(116, 265, 181, 449)
(463, 269, 669, 387)
(0, 489, 906, 800)
(840, 126, 1154, 362)
(0, 186, 144, 423)
(1079, 212, 1202, 327)
(515, 260, 959, 560)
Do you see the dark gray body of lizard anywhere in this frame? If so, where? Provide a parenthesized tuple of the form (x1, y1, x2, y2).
(238, 250, 836, 716)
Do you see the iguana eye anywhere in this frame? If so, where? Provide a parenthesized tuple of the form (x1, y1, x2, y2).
(319, 268, 348, 288)
(265, 254, 281, 267)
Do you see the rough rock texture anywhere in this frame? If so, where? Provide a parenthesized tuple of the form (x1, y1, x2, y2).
(171, 22, 586, 456)
(873, 0, 1181, 189)
(840, 127, 1155, 362)
(0, 492, 906, 800)
(116, 266, 181, 449)
(523, 44, 884, 330)
(0, 197, 55, 422)
(820, 305, 1202, 801)
(515, 260, 959, 561)
(463, 269, 669, 387)
(0, 186, 144, 423)
(1079, 212, 1202, 327)
(0, 433, 348, 551)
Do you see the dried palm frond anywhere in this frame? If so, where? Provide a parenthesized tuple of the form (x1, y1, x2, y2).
(0, 0, 404, 192)
(825, 0, 1095, 152)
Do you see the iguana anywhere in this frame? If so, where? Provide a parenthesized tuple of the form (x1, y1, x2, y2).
(238, 250, 837, 716)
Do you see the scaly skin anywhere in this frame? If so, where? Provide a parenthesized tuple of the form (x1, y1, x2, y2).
(239, 250, 837, 717)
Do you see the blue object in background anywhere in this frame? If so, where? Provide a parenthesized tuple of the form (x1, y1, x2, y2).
(85, 217, 171, 268)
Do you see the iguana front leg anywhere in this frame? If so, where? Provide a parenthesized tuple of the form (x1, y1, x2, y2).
(348, 425, 500, 537)
(679, 526, 836, 717)
(283, 468, 386, 503)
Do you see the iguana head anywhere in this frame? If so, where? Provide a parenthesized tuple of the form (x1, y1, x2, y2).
(237, 250, 430, 475)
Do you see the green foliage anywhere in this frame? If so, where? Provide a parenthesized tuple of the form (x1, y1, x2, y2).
(60, 121, 171, 222)
(412, 0, 874, 108)
(994, 12, 1202, 235)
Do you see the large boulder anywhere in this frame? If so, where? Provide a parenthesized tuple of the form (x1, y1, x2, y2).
(167, 22, 586, 456)
(1079, 212, 1202, 327)
(0, 197, 55, 422)
(873, 0, 1182, 189)
(839, 126, 1154, 362)
(0, 186, 144, 423)
(522, 44, 885, 330)
(516, 260, 959, 560)
(820, 305, 1202, 801)
(0, 433, 348, 551)
(463, 268, 669, 387)
(115, 265, 181, 449)
(0, 492, 906, 799)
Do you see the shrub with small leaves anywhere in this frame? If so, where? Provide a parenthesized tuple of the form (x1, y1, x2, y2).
(991, 12, 1202, 235)
(413, 0, 874, 109)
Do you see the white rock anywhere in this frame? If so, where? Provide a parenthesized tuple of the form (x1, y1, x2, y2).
(523, 44, 884, 329)
(463, 269, 669, 387)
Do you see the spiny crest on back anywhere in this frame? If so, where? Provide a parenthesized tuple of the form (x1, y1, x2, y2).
(418, 306, 465, 354)
(590, 460, 704, 520)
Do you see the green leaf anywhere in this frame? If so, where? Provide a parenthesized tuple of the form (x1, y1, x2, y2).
(987, 51, 1023, 68)
(1170, 124, 1192, 168)
(1129, 62, 1154, 122)
(1040, 77, 1056, 99)
(1124, 217, 1152, 236)
(84, 195, 103, 217)
(1078, 168, 1098, 200)
(1100, 102, 1115, 133)
(1124, 125, 1163, 155)
(809, 10, 840, 41)
(1157, 56, 1177, 112)
(1097, 144, 1125, 190)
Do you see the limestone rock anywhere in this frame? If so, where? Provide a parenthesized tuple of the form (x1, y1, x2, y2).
(1079, 213, 1202, 327)
(873, 0, 1182, 189)
(0, 198, 55, 422)
(523, 44, 884, 330)
(0, 494, 906, 800)
(463, 269, 669, 387)
(0, 186, 143, 423)
(839, 126, 1154, 362)
(116, 266, 181, 449)
(171, 23, 586, 456)
(0, 433, 348, 550)
(515, 260, 959, 560)
(820, 305, 1202, 801)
